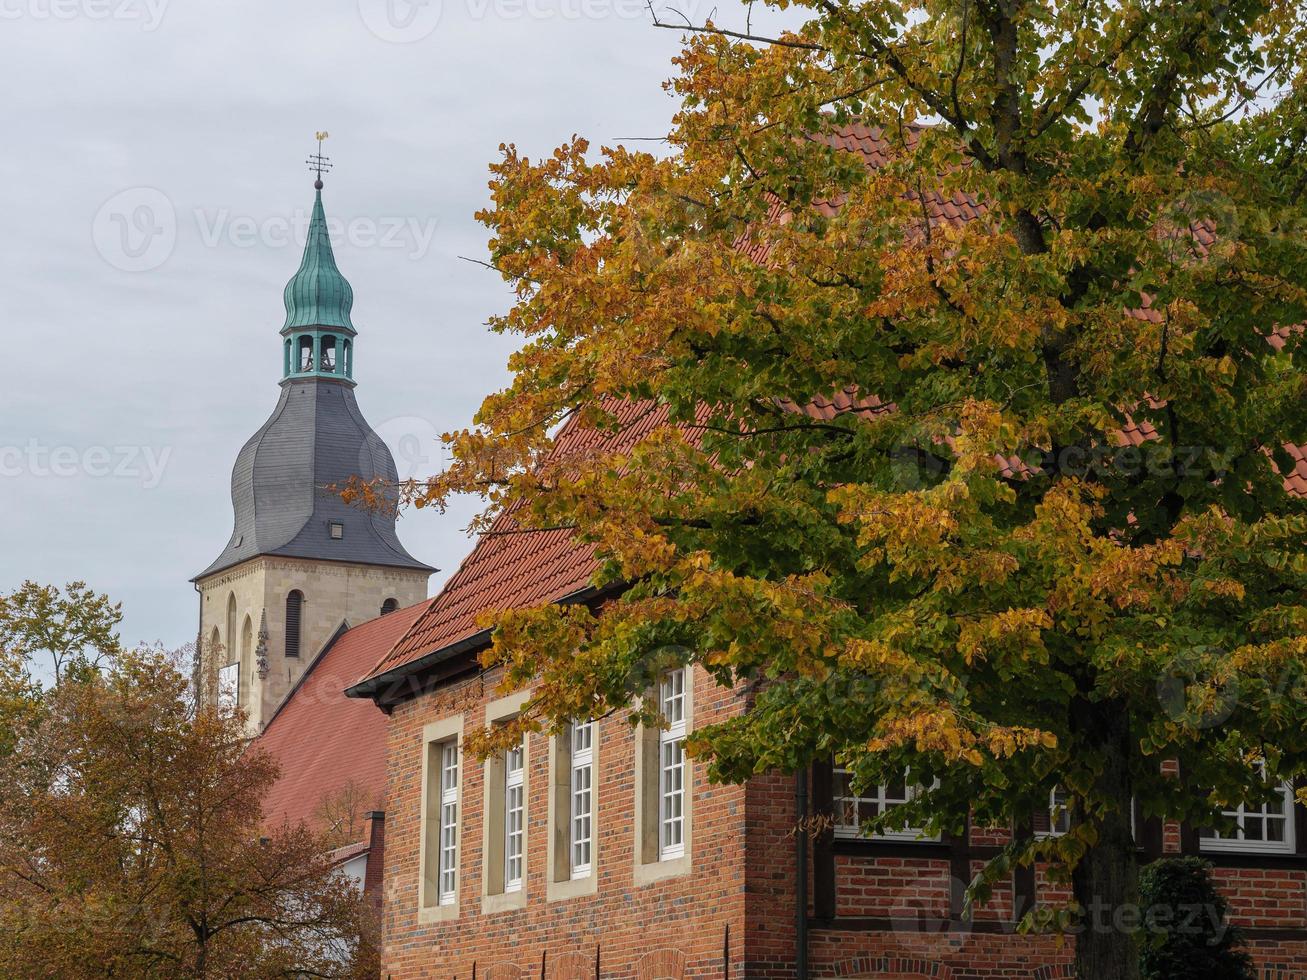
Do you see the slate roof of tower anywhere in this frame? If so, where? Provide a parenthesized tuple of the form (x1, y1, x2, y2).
(195, 378, 433, 579)
(350, 122, 1307, 693)
(257, 596, 435, 828)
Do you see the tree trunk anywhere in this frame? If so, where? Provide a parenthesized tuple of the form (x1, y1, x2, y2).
(1070, 695, 1140, 980)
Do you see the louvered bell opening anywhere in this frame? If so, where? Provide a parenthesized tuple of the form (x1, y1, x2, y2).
(285, 590, 304, 658)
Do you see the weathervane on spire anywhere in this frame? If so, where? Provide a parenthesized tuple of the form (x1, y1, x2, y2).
(307, 131, 332, 189)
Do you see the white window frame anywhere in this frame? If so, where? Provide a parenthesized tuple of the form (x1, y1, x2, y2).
(1034, 788, 1142, 844)
(482, 691, 529, 914)
(503, 739, 525, 892)
(1200, 779, 1296, 855)
(1034, 787, 1072, 839)
(570, 721, 594, 879)
(832, 767, 941, 842)
(658, 669, 687, 860)
(437, 741, 460, 905)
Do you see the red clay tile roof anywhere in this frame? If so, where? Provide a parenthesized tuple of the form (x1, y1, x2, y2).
(361, 402, 672, 684)
(326, 839, 371, 867)
(792, 385, 896, 421)
(355, 122, 1307, 689)
(257, 596, 434, 829)
(737, 124, 990, 265)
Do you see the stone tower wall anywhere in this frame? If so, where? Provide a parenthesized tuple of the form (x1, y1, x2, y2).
(197, 555, 428, 731)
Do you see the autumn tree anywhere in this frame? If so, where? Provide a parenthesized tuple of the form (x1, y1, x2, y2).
(0, 644, 40, 761)
(384, 1, 1307, 977)
(0, 648, 377, 978)
(0, 579, 123, 684)
(313, 779, 384, 850)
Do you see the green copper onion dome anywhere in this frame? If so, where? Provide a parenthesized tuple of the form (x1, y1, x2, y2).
(282, 187, 355, 332)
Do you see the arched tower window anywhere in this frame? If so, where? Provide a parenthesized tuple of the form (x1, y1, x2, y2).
(283, 339, 292, 376)
(239, 615, 253, 706)
(285, 590, 304, 659)
(213, 625, 236, 711)
(320, 334, 337, 373)
(380, 597, 399, 616)
(225, 594, 237, 663)
(343, 339, 353, 378)
(297, 336, 314, 372)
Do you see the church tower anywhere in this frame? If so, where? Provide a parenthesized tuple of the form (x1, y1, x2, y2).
(194, 162, 432, 730)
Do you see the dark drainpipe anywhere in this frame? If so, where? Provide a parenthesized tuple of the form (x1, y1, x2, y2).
(192, 582, 204, 699)
(796, 769, 810, 979)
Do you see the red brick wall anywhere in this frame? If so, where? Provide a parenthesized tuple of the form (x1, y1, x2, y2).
(381, 665, 748, 978)
(1214, 867, 1307, 929)
(742, 771, 799, 977)
(364, 810, 386, 901)
(380, 663, 1307, 978)
(834, 857, 952, 919)
(803, 838, 1307, 978)
(807, 931, 1073, 979)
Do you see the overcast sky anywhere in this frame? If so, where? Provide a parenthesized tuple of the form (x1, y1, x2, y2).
(0, 0, 796, 649)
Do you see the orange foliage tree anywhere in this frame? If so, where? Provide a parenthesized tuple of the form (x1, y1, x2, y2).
(377, 2, 1307, 976)
(0, 648, 377, 978)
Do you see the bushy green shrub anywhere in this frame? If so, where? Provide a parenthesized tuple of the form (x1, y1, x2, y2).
(1139, 857, 1254, 980)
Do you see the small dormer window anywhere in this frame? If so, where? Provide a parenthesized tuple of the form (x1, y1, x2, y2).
(329, 521, 344, 540)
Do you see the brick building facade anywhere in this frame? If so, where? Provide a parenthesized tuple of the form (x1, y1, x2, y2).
(354, 627, 1307, 978)
(343, 407, 1307, 979)
(374, 662, 750, 979)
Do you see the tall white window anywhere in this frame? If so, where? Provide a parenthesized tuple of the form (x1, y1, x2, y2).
(504, 739, 525, 892)
(437, 741, 459, 905)
(570, 721, 594, 878)
(1201, 780, 1295, 854)
(659, 669, 687, 860)
(832, 768, 940, 842)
